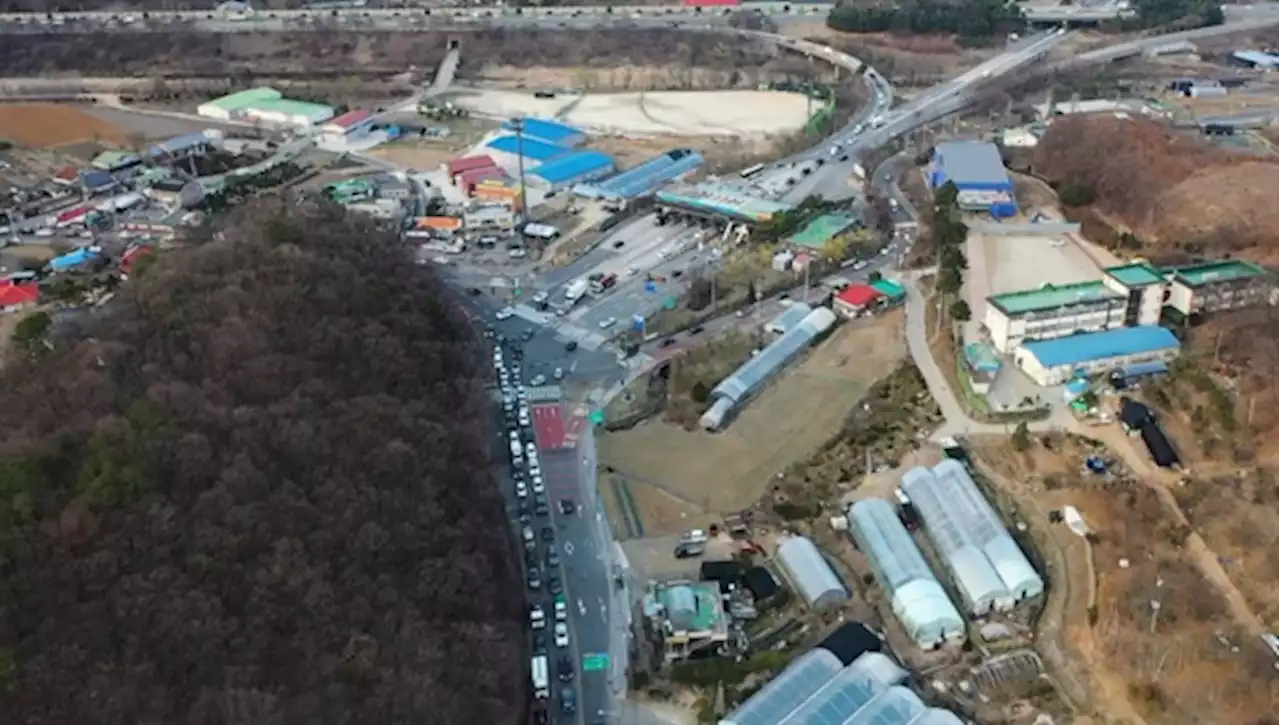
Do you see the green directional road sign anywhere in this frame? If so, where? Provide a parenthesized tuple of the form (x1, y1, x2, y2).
(582, 653, 610, 672)
(588, 409, 605, 426)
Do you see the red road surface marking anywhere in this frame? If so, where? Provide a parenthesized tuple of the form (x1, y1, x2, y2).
(532, 404, 567, 450)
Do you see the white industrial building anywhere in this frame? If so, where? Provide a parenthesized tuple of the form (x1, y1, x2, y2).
(847, 499, 966, 648)
(983, 262, 1165, 354)
(774, 535, 847, 610)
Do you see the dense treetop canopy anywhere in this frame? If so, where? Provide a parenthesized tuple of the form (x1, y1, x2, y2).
(0, 201, 526, 724)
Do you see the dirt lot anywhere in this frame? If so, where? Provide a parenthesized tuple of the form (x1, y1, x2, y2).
(598, 314, 905, 523)
(0, 103, 127, 148)
(971, 435, 1280, 725)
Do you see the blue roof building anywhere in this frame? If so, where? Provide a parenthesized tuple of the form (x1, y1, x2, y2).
(148, 131, 213, 160)
(1015, 325, 1180, 386)
(79, 169, 118, 193)
(49, 246, 102, 272)
(530, 150, 615, 190)
(574, 148, 704, 199)
(486, 135, 570, 161)
(929, 141, 1016, 218)
(502, 117, 585, 147)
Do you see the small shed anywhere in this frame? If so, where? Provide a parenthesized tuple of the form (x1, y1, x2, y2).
(775, 535, 848, 610)
(833, 284, 882, 318)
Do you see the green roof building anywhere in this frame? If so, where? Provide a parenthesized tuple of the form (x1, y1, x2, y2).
(870, 278, 906, 301)
(91, 149, 142, 171)
(197, 87, 282, 120)
(1164, 259, 1275, 316)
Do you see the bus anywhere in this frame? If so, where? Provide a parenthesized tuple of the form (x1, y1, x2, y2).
(740, 163, 766, 179)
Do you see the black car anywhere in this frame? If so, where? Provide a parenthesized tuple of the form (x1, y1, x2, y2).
(688, 325, 705, 335)
(558, 655, 575, 682)
(547, 575, 562, 595)
(559, 687, 576, 715)
(659, 338, 677, 348)
(527, 571, 542, 590)
(525, 549, 539, 570)
(517, 503, 532, 523)
(533, 709, 548, 725)
(546, 549, 560, 567)
(534, 499, 550, 518)
(612, 240, 625, 249)
(540, 526, 555, 542)
(522, 329, 536, 342)
(467, 287, 482, 296)
(564, 340, 578, 352)
(532, 632, 547, 656)
(558, 498, 576, 516)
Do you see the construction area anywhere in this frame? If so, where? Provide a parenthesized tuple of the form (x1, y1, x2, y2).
(450, 89, 816, 137)
(598, 312, 906, 537)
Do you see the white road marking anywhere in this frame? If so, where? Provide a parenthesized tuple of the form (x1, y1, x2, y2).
(564, 541, 574, 556)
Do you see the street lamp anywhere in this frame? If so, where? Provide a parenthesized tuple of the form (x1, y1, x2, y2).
(508, 116, 530, 228)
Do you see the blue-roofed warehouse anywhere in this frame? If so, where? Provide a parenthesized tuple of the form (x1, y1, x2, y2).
(573, 148, 704, 200)
(1014, 325, 1180, 386)
(148, 131, 215, 161)
(486, 134, 570, 162)
(530, 150, 615, 190)
(502, 117, 585, 147)
(928, 140, 1016, 218)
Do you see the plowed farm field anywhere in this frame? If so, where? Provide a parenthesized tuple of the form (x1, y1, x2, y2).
(0, 104, 127, 147)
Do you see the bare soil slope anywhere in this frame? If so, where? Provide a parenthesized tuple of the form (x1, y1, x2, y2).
(1032, 115, 1278, 264)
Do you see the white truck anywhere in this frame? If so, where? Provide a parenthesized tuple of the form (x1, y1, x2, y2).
(564, 278, 589, 304)
(531, 655, 550, 700)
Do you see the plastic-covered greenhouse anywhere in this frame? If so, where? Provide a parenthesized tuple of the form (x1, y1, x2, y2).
(776, 535, 848, 610)
(700, 307, 836, 430)
(774, 653, 906, 725)
(847, 499, 965, 648)
(900, 467, 1010, 615)
(723, 650, 970, 725)
(932, 460, 1044, 602)
(720, 647, 845, 725)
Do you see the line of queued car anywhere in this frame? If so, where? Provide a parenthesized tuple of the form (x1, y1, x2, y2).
(493, 344, 578, 722)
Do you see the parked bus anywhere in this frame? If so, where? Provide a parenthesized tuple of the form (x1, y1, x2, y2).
(740, 163, 766, 178)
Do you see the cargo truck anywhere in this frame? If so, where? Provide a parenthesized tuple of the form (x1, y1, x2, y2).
(564, 278, 589, 303)
(531, 655, 550, 699)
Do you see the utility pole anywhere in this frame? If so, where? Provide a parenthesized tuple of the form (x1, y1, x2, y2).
(510, 116, 529, 229)
(802, 259, 811, 304)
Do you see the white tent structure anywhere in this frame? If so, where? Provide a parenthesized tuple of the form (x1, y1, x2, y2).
(847, 499, 966, 648)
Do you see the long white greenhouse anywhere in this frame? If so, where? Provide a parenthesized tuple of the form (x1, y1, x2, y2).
(720, 647, 846, 725)
(847, 499, 966, 648)
(900, 467, 1010, 615)
(932, 460, 1044, 603)
(723, 651, 970, 725)
(776, 535, 849, 610)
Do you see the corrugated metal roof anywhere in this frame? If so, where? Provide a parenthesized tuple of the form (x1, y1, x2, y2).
(1021, 326, 1179, 369)
(487, 135, 569, 161)
(531, 150, 615, 184)
(503, 117, 583, 144)
(931, 141, 1010, 188)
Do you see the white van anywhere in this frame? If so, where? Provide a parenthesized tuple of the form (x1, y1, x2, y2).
(531, 655, 550, 699)
(681, 529, 709, 544)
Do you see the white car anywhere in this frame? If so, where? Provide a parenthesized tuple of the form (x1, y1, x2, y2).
(531, 476, 546, 495)
(525, 441, 537, 457)
(496, 307, 515, 321)
(554, 622, 570, 648)
(515, 481, 528, 498)
(598, 317, 617, 329)
(554, 600, 567, 622)
(530, 605, 546, 629)
(531, 374, 547, 386)
(529, 463, 542, 478)
(532, 291, 549, 304)
(553, 367, 565, 381)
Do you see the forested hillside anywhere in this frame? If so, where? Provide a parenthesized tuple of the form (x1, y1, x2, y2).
(0, 202, 526, 724)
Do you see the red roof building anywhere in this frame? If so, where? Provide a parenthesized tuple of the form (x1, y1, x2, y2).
(459, 166, 508, 195)
(53, 165, 80, 185)
(833, 284, 883, 317)
(445, 155, 497, 180)
(323, 109, 374, 134)
(55, 204, 93, 226)
(120, 245, 155, 274)
(0, 281, 39, 310)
